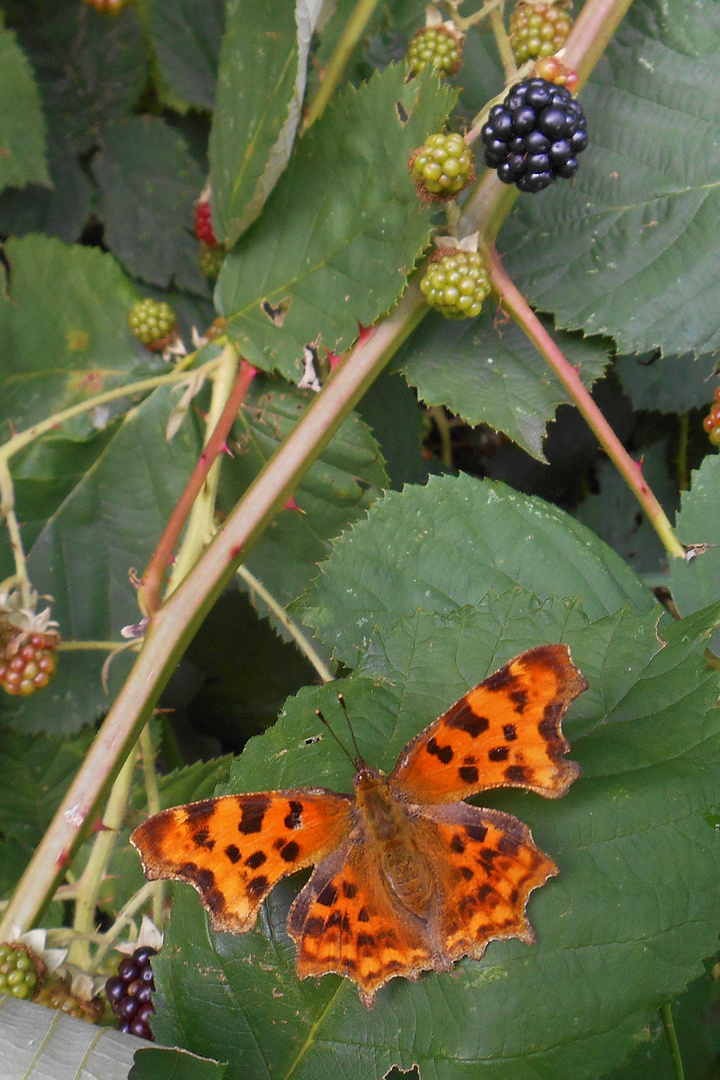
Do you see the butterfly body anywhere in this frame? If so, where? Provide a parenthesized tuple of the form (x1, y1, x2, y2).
(131, 643, 587, 1006)
(353, 767, 436, 918)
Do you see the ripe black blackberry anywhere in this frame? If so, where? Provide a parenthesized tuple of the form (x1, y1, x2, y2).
(105, 946, 157, 1040)
(480, 77, 588, 193)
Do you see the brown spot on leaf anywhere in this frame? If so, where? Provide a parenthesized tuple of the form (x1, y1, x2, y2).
(261, 297, 291, 326)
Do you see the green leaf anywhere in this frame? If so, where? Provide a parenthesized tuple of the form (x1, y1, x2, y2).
(150, 0, 224, 112)
(0, 140, 90, 243)
(0, 22, 49, 192)
(210, 0, 327, 246)
(670, 455, 720, 637)
(0, 998, 139, 1079)
(394, 311, 610, 459)
(356, 368, 428, 489)
(184, 589, 318, 747)
(219, 372, 388, 620)
(614, 350, 719, 414)
(130, 1047, 227, 1080)
(93, 117, 207, 294)
(500, 0, 720, 357)
(2, 0, 146, 153)
(0, 389, 203, 734)
(0, 235, 160, 434)
(574, 437, 679, 585)
(297, 471, 657, 665)
(216, 64, 455, 380)
(0, 726, 93, 897)
(602, 967, 720, 1080)
(152, 595, 720, 1080)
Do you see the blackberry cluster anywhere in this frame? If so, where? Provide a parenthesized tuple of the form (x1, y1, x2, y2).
(509, 1, 572, 64)
(409, 132, 475, 201)
(703, 386, 720, 447)
(406, 25, 463, 77)
(420, 250, 491, 319)
(198, 243, 226, 281)
(128, 299, 177, 350)
(0, 943, 40, 1000)
(0, 626, 59, 696)
(194, 200, 217, 247)
(481, 77, 587, 193)
(105, 946, 156, 1040)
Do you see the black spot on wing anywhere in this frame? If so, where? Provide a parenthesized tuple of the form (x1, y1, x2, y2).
(245, 850, 267, 870)
(238, 796, 269, 835)
(280, 840, 300, 862)
(459, 765, 479, 784)
(447, 704, 490, 737)
(505, 765, 529, 783)
(358, 907, 370, 922)
(317, 881, 339, 907)
(510, 690, 528, 713)
(342, 881, 357, 898)
(465, 823, 488, 843)
(224, 844, 241, 864)
(427, 737, 454, 764)
(450, 834, 465, 854)
(459, 865, 474, 881)
(488, 746, 509, 762)
(357, 932, 375, 948)
(247, 875, 269, 898)
(185, 800, 216, 823)
(503, 723, 518, 741)
(284, 800, 303, 829)
(483, 666, 517, 692)
(304, 917, 324, 937)
(192, 828, 215, 851)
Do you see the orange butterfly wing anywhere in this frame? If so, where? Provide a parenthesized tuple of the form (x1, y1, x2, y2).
(130, 790, 352, 934)
(390, 643, 586, 803)
(288, 839, 438, 1008)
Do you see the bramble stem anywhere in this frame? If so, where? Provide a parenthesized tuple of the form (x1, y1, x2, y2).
(164, 344, 241, 599)
(0, 285, 425, 939)
(0, 461, 32, 608)
(487, 247, 686, 560)
(0, 352, 216, 467)
(237, 564, 335, 683)
(302, 0, 383, 133)
(139, 723, 164, 927)
(140, 344, 255, 617)
(660, 1002, 686, 1080)
(67, 743, 138, 968)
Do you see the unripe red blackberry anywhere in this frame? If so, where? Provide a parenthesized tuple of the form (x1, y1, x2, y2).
(194, 200, 217, 246)
(420, 249, 491, 319)
(409, 132, 475, 201)
(0, 625, 59, 696)
(407, 24, 463, 77)
(198, 243, 226, 281)
(0, 943, 42, 1000)
(509, 1, 573, 64)
(703, 387, 720, 446)
(105, 946, 157, 1040)
(83, 0, 126, 10)
(481, 76, 588, 193)
(128, 299, 177, 351)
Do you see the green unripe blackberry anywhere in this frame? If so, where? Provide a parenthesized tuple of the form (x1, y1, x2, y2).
(509, 1, 572, 64)
(407, 25, 463, 77)
(420, 250, 491, 319)
(409, 133, 475, 201)
(0, 943, 41, 1000)
(35, 976, 104, 1023)
(198, 243, 226, 281)
(128, 299, 177, 350)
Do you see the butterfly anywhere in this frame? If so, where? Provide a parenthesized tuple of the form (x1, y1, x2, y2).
(130, 643, 586, 1007)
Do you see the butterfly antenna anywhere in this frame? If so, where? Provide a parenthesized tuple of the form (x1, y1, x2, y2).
(337, 693, 364, 763)
(315, 708, 356, 768)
